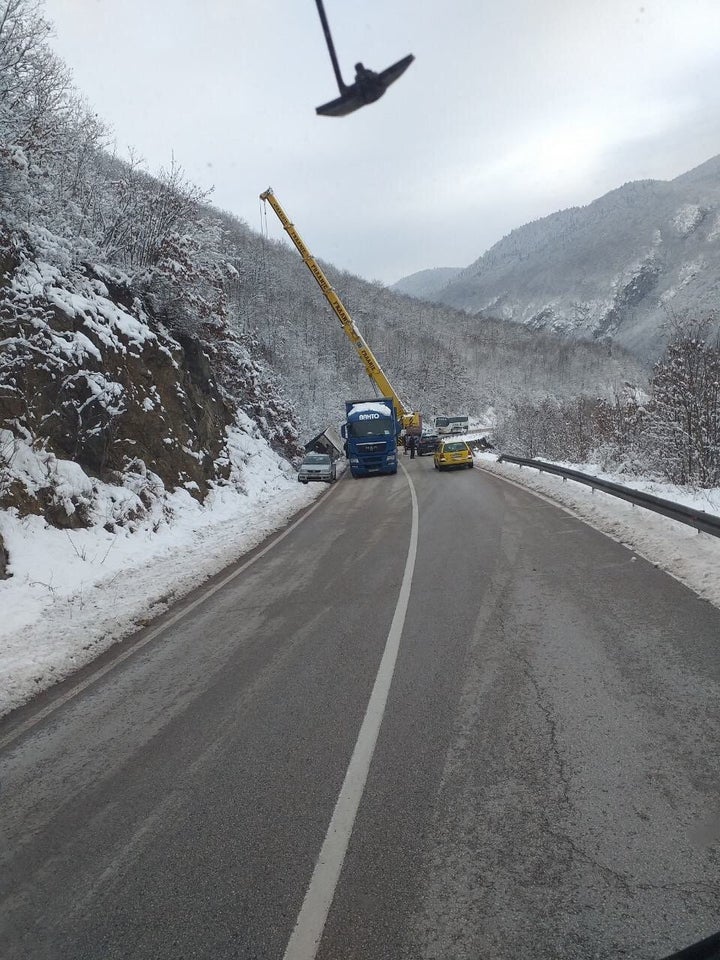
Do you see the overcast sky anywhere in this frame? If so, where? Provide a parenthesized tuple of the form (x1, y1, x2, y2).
(46, 0, 720, 284)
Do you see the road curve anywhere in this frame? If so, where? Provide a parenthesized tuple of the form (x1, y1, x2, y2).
(1, 456, 718, 960)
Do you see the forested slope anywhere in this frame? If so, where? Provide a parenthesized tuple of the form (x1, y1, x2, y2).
(216, 209, 645, 433)
(429, 157, 720, 359)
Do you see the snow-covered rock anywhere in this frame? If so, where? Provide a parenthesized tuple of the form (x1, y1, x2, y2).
(0, 220, 302, 532)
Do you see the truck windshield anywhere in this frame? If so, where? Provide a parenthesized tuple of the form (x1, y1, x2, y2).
(348, 418, 394, 438)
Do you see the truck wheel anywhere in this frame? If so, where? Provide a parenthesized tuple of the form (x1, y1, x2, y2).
(300, 479, 308, 484)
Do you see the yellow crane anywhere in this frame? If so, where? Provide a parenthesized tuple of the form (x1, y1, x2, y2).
(259, 187, 422, 434)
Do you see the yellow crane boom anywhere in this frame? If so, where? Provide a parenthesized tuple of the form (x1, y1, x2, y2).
(259, 187, 421, 432)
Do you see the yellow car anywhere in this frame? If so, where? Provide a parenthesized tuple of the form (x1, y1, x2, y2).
(433, 439, 474, 471)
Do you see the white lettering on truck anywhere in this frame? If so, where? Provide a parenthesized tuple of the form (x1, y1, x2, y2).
(358, 413, 381, 420)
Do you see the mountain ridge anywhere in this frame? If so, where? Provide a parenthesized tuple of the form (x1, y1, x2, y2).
(390, 267, 462, 300)
(392, 155, 720, 359)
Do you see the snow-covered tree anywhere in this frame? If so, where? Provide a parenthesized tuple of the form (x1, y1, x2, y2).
(0, 0, 108, 228)
(645, 318, 720, 485)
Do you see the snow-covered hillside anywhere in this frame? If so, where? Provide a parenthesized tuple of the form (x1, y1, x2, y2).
(389, 267, 462, 300)
(0, 219, 299, 528)
(419, 155, 720, 359)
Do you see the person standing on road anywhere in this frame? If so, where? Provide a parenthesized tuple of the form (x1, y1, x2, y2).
(408, 434, 417, 459)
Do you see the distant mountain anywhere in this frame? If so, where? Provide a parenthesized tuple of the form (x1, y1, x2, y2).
(390, 267, 462, 300)
(424, 155, 720, 359)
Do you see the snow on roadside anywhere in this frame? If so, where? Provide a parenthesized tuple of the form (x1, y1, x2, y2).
(0, 431, 323, 718)
(474, 452, 720, 610)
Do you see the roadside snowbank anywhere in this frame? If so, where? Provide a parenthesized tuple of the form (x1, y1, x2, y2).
(0, 432, 322, 718)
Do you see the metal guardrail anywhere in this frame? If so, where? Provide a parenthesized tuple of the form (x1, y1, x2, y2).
(496, 454, 720, 539)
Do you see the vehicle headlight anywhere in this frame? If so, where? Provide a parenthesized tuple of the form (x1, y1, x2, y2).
(350, 458, 359, 464)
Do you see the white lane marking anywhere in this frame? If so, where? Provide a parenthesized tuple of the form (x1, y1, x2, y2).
(0, 483, 343, 753)
(282, 463, 419, 960)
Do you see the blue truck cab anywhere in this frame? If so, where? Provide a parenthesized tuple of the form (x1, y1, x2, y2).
(342, 398, 399, 478)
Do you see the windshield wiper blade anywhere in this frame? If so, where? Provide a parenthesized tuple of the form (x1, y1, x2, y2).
(314, 0, 414, 116)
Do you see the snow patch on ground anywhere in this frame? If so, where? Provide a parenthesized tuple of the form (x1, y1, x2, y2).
(678, 258, 705, 287)
(672, 203, 705, 237)
(707, 213, 720, 242)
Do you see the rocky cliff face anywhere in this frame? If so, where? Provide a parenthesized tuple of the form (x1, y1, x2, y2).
(0, 221, 301, 531)
(409, 155, 720, 360)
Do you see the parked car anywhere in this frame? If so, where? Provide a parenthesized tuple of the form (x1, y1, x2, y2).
(298, 452, 337, 483)
(417, 433, 440, 456)
(433, 439, 474, 471)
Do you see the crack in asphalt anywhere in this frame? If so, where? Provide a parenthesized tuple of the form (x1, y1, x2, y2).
(516, 652, 573, 811)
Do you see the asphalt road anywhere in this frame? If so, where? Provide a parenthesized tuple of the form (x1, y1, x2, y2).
(1, 456, 719, 959)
